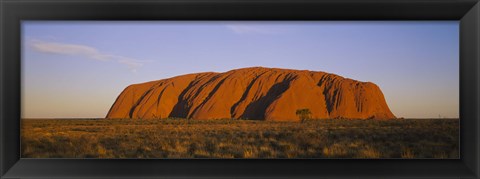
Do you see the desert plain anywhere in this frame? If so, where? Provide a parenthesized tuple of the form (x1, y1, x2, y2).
(21, 118, 459, 158)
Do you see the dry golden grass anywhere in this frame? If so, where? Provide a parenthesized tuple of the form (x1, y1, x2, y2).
(21, 118, 459, 159)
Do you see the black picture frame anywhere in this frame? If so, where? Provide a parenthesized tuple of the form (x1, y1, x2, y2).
(1, 0, 479, 178)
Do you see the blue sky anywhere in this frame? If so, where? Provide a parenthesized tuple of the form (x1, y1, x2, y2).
(21, 21, 459, 118)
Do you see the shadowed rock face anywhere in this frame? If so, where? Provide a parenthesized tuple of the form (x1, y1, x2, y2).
(106, 67, 396, 121)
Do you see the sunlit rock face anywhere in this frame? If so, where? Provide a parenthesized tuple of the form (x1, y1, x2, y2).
(106, 67, 396, 121)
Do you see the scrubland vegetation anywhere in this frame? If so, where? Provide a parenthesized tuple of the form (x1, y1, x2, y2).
(21, 118, 459, 159)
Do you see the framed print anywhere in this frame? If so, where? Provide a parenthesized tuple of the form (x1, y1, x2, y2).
(1, 0, 479, 178)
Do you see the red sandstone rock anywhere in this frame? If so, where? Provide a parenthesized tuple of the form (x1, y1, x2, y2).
(106, 67, 396, 121)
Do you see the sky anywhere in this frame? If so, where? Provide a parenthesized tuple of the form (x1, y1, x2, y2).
(21, 21, 459, 118)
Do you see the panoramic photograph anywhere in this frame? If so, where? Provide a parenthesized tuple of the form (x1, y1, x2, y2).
(21, 21, 459, 158)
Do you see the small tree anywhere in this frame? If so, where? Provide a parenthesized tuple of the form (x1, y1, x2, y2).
(296, 108, 312, 123)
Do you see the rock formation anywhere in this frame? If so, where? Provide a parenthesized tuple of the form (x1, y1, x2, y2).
(106, 67, 396, 121)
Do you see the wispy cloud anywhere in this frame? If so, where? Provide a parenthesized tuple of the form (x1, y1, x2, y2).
(225, 25, 282, 35)
(29, 40, 147, 72)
